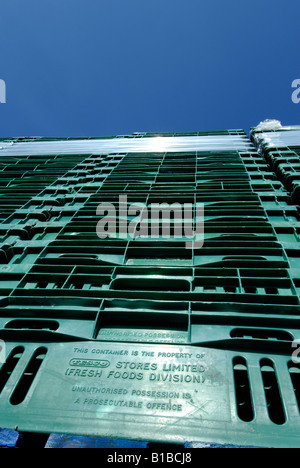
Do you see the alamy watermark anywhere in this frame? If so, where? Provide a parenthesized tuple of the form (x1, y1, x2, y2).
(292, 79, 300, 104)
(0, 339, 6, 364)
(0, 79, 6, 103)
(96, 195, 204, 249)
(292, 339, 300, 364)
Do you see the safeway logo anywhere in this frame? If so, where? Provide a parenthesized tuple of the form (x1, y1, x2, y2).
(0, 340, 6, 364)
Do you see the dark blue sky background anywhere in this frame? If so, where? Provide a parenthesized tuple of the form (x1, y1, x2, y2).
(0, 0, 299, 137)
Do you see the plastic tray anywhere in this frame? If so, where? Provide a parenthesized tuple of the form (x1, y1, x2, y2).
(1, 143, 300, 446)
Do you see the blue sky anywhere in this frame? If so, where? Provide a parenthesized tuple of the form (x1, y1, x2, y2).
(0, 0, 299, 137)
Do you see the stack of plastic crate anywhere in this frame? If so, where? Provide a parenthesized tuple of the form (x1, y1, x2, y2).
(251, 123, 300, 204)
(0, 131, 300, 447)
